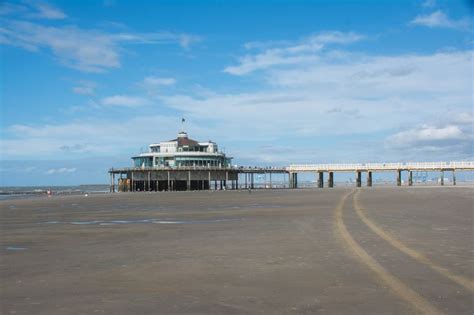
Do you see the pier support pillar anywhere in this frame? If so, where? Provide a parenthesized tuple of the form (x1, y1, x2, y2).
(356, 171, 362, 187)
(291, 173, 298, 189)
(269, 173, 272, 189)
(396, 170, 402, 186)
(408, 171, 413, 186)
(187, 171, 191, 191)
(328, 172, 334, 188)
(245, 173, 248, 189)
(225, 171, 229, 190)
(440, 171, 444, 186)
(251, 173, 254, 189)
(236, 176, 239, 190)
(167, 171, 170, 191)
(318, 172, 324, 188)
(110, 173, 114, 192)
(452, 170, 456, 186)
(131, 172, 134, 192)
(147, 172, 151, 191)
(367, 171, 372, 187)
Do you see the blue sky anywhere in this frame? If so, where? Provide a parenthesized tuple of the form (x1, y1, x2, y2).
(1, 0, 473, 185)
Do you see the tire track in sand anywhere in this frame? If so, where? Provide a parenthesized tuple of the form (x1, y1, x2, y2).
(353, 189, 474, 293)
(334, 190, 441, 315)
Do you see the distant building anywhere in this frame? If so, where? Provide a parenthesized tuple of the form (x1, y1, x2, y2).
(131, 131, 232, 168)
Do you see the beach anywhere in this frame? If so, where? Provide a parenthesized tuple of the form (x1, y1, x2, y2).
(1, 187, 473, 314)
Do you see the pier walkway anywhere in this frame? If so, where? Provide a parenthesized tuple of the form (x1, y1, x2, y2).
(109, 161, 474, 192)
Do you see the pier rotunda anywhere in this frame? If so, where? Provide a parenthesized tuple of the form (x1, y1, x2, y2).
(111, 130, 242, 191)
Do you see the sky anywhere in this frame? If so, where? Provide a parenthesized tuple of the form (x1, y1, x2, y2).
(0, 0, 473, 186)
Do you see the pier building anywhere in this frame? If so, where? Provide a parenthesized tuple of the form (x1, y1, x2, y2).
(132, 131, 232, 168)
(112, 130, 241, 192)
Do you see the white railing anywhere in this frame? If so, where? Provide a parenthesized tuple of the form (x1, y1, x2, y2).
(287, 161, 474, 172)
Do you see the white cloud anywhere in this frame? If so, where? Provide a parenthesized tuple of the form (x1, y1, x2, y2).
(72, 81, 96, 95)
(422, 0, 436, 8)
(410, 10, 469, 30)
(386, 113, 473, 156)
(30, 2, 67, 20)
(165, 50, 471, 138)
(0, 116, 186, 159)
(0, 1, 66, 19)
(100, 95, 149, 107)
(389, 125, 464, 144)
(0, 2, 28, 16)
(46, 167, 76, 175)
(140, 76, 176, 93)
(0, 20, 201, 72)
(142, 76, 176, 87)
(224, 31, 364, 75)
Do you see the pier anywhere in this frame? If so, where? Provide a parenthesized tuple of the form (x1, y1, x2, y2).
(109, 161, 474, 192)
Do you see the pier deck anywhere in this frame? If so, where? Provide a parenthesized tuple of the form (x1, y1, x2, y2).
(109, 161, 474, 192)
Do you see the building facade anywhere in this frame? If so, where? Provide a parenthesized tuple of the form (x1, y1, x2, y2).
(132, 131, 232, 168)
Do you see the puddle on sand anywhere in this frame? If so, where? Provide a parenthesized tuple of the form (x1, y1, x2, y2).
(71, 220, 103, 225)
(6, 246, 27, 251)
(153, 218, 244, 224)
(43, 218, 244, 226)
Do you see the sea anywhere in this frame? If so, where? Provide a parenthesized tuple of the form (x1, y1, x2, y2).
(0, 185, 110, 200)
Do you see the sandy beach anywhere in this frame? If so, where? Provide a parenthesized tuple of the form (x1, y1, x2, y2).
(1, 187, 473, 314)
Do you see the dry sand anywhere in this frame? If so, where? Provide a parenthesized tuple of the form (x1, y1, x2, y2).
(1, 187, 473, 314)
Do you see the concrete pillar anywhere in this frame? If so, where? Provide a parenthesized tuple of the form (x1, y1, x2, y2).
(225, 171, 229, 189)
(147, 172, 151, 191)
(440, 171, 444, 186)
(131, 172, 134, 192)
(356, 171, 362, 187)
(396, 170, 401, 186)
(269, 173, 272, 189)
(251, 173, 254, 189)
(367, 171, 372, 187)
(328, 172, 334, 188)
(214, 180, 217, 190)
(452, 170, 456, 186)
(167, 171, 170, 191)
(220, 180, 223, 190)
(292, 173, 298, 189)
(110, 173, 114, 192)
(408, 171, 413, 186)
(318, 172, 324, 188)
(187, 171, 191, 191)
(245, 173, 248, 189)
(236, 175, 239, 189)
(208, 172, 211, 190)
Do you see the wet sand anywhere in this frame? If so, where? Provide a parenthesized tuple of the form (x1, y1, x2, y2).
(1, 187, 473, 314)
